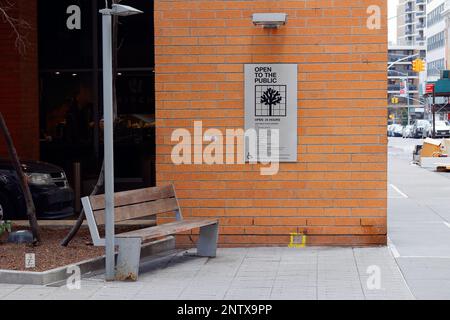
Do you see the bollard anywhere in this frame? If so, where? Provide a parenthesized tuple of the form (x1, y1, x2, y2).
(73, 162, 81, 213)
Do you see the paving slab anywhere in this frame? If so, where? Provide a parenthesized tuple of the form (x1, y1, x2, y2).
(0, 245, 413, 300)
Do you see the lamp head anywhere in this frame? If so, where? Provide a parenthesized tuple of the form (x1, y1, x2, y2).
(111, 4, 143, 16)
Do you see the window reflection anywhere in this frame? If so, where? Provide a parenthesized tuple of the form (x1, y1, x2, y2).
(38, 0, 155, 194)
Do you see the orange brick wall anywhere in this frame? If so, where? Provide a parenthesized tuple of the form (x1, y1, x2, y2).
(0, 0, 39, 160)
(154, 0, 388, 246)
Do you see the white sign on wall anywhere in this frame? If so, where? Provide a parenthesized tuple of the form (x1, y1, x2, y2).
(244, 64, 298, 162)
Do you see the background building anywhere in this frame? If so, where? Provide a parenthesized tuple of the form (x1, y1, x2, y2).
(426, 0, 446, 81)
(397, 0, 427, 46)
(424, 0, 450, 121)
(388, 45, 427, 124)
(390, 1, 428, 125)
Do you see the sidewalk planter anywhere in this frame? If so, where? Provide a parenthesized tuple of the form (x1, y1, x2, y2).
(0, 237, 174, 285)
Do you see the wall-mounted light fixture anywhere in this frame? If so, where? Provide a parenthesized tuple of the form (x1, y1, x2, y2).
(252, 13, 288, 28)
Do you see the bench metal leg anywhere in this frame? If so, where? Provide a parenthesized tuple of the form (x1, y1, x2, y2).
(197, 223, 219, 257)
(115, 237, 142, 281)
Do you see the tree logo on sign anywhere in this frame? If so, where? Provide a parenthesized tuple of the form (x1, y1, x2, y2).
(260, 88, 282, 117)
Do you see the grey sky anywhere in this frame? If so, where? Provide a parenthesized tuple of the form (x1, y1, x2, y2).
(388, 0, 398, 43)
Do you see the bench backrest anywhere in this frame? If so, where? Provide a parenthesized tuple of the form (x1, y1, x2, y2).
(82, 184, 182, 246)
(90, 184, 180, 224)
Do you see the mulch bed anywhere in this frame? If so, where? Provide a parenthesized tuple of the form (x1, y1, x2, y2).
(0, 227, 105, 272)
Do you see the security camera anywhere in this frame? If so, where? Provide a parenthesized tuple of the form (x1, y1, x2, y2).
(252, 13, 288, 28)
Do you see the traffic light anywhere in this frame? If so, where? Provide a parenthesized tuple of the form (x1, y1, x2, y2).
(389, 114, 395, 120)
(391, 97, 399, 104)
(419, 59, 425, 72)
(412, 58, 425, 73)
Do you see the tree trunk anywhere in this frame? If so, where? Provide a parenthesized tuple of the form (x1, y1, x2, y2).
(0, 113, 41, 243)
(60, 162, 105, 246)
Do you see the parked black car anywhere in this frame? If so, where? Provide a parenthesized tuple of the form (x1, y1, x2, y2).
(0, 159, 74, 220)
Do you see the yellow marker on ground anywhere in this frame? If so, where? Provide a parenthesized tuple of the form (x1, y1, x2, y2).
(288, 233, 307, 248)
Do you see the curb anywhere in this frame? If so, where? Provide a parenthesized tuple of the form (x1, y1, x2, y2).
(0, 236, 175, 286)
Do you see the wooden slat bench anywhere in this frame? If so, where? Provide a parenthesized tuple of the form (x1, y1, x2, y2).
(81, 184, 219, 281)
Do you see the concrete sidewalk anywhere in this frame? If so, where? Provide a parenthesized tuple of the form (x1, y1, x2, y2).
(6, 137, 445, 300)
(0, 246, 413, 300)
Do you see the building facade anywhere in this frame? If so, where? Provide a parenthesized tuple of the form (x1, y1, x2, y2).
(426, 0, 446, 81)
(397, 0, 427, 46)
(424, 0, 450, 120)
(154, 0, 388, 246)
(1, 0, 388, 247)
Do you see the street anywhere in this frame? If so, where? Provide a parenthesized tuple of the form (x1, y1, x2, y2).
(388, 137, 450, 299)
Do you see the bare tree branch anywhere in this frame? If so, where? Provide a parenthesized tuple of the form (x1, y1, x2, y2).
(0, 0, 30, 55)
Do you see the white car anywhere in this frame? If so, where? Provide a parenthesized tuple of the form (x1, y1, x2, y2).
(428, 120, 450, 138)
(412, 120, 431, 139)
(402, 125, 413, 138)
(389, 124, 403, 137)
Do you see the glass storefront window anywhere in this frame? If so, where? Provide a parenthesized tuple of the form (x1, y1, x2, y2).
(38, 0, 155, 191)
(40, 72, 94, 144)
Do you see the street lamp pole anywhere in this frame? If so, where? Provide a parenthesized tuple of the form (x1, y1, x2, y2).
(100, 7, 115, 282)
(99, 3, 143, 281)
(404, 75, 411, 125)
(433, 85, 436, 139)
(407, 80, 411, 125)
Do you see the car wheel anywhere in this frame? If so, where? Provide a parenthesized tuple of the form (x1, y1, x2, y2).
(0, 193, 13, 221)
